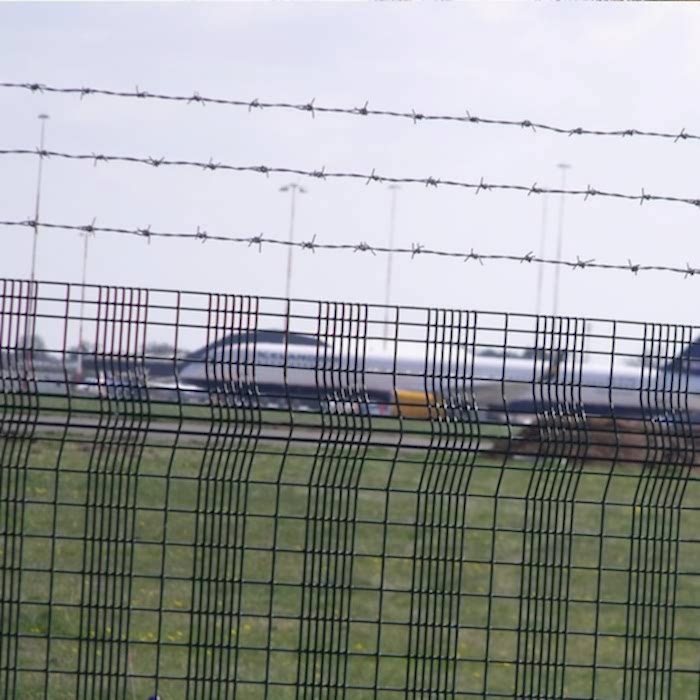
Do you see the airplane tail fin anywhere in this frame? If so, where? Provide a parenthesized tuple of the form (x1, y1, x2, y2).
(543, 347, 569, 383)
(665, 335, 700, 375)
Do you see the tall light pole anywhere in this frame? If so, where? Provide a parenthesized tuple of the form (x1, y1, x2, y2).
(76, 227, 94, 379)
(552, 163, 571, 318)
(535, 194, 548, 318)
(279, 183, 306, 301)
(30, 113, 50, 287)
(383, 185, 400, 348)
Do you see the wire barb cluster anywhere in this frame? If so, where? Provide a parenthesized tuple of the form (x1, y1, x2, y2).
(2, 218, 699, 279)
(2, 148, 700, 210)
(2, 81, 698, 144)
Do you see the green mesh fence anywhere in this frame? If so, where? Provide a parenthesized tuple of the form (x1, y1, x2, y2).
(1, 279, 699, 699)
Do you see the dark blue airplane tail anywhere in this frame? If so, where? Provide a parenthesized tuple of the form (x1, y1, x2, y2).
(665, 336, 700, 375)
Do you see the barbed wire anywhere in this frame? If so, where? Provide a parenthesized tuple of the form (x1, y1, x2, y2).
(2, 147, 699, 210)
(2, 81, 698, 145)
(2, 217, 699, 279)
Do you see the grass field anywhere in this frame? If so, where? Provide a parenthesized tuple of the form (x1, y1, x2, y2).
(1, 418, 700, 699)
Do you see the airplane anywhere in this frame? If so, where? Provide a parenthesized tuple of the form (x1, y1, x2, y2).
(504, 337, 700, 424)
(156, 328, 567, 419)
(146, 329, 700, 425)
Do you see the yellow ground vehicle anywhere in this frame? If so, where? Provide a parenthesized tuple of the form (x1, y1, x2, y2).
(393, 388, 446, 419)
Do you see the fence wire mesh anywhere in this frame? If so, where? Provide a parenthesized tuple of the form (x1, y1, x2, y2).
(1, 279, 699, 699)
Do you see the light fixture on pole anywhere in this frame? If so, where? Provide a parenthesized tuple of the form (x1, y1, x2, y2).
(279, 183, 307, 301)
(552, 163, 571, 318)
(383, 185, 400, 348)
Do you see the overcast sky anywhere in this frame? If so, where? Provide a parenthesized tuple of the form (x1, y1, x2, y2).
(3, 3, 700, 336)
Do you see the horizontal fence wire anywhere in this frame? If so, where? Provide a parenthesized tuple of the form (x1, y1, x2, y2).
(2, 218, 700, 279)
(2, 148, 700, 210)
(1, 277, 700, 699)
(2, 81, 699, 144)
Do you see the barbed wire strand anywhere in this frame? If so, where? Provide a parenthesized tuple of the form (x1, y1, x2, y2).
(1, 148, 699, 210)
(2, 218, 698, 279)
(1, 81, 697, 145)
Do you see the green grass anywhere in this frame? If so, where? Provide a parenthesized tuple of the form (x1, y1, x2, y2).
(1, 427, 700, 699)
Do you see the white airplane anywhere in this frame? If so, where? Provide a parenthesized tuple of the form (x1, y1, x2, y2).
(501, 340, 700, 423)
(167, 329, 563, 418)
(102, 325, 700, 424)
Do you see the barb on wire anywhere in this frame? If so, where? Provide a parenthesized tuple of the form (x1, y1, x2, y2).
(1, 148, 699, 210)
(466, 248, 484, 265)
(355, 241, 375, 255)
(575, 256, 595, 270)
(80, 217, 97, 236)
(2, 217, 699, 280)
(300, 234, 317, 252)
(3, 81, 699, 145)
